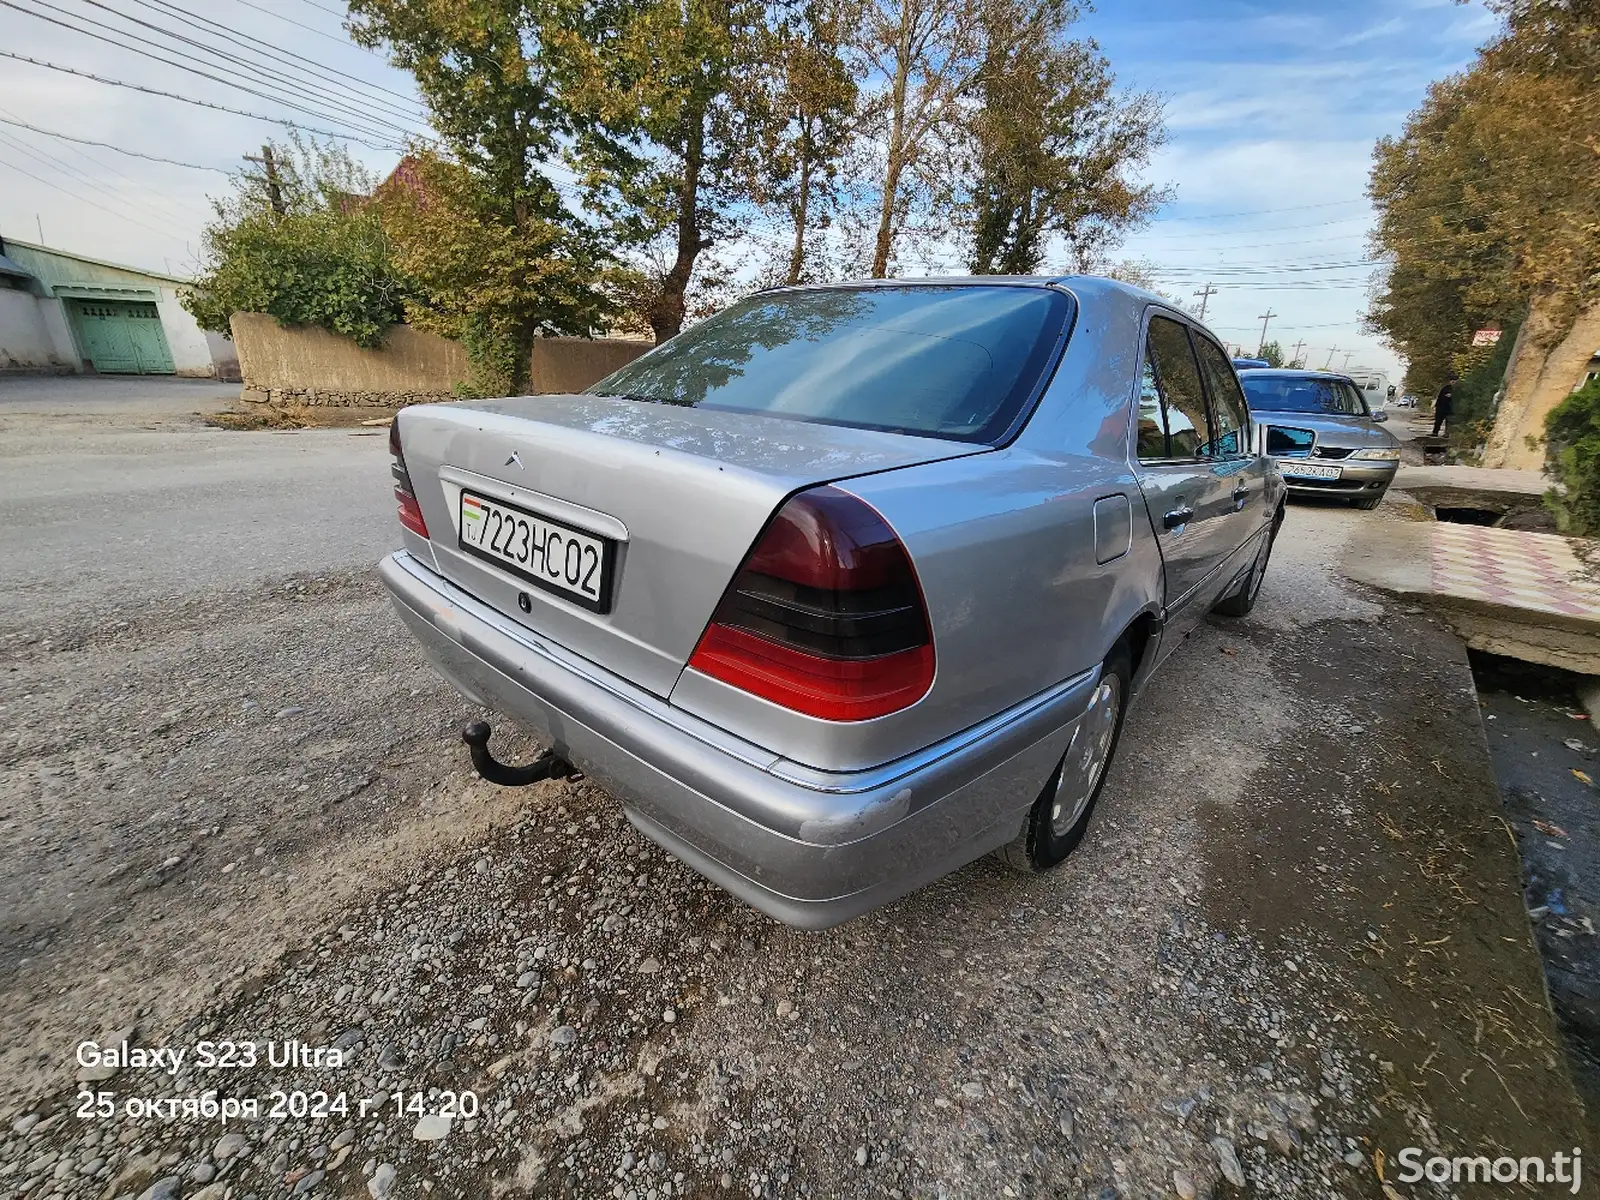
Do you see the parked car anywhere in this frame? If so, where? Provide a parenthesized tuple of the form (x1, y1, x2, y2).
(1236, 368, 1401, 509)
(381, 278, 1286, 928)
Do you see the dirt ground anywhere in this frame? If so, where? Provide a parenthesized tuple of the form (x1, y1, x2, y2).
(0, 379, 1586, 1200)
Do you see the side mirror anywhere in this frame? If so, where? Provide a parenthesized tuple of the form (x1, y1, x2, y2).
(1371, 410, 1388, 422)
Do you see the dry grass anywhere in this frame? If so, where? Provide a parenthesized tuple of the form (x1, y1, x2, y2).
(205, 403, 399, 431)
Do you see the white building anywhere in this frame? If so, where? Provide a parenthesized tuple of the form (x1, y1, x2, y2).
(0, 238, 237, 379)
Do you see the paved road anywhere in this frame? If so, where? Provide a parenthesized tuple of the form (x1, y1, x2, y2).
(0, 379, 1583, 1200)
(0, 376, 395, 609)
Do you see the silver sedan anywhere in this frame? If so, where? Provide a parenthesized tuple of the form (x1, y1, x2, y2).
(1238, 368, 1403, 509)
(381, 277, 1286, 927)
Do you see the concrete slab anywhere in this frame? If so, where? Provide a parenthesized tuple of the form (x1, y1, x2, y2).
(1393, 461, 1549, 499)
(1344, 518, 1600, 673)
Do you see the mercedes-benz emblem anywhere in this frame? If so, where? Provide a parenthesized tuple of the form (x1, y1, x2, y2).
(505, 451, 524, 469)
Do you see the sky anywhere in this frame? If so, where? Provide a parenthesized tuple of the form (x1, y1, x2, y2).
(0, 0, 1501, 383)
(1074, 0, 1500, 380)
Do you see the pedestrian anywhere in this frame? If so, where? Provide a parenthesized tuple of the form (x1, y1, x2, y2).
(1431, 371, 1456, 438)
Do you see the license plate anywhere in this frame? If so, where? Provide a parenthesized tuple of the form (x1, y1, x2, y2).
(458, 491, 614, 613)
(1278, 461, 1341, 480)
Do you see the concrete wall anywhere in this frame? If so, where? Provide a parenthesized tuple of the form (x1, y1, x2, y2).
(530, 336, 652, 394)
(231, 312, 470, 406)
(0, 288, 67, 371)
(204, 330, 242, 383)
(230, 313, 653, 405)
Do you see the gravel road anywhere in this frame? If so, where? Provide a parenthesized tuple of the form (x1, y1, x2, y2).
(0, 380, 1585, 1200)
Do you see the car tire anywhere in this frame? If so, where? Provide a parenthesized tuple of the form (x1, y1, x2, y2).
(997, 642, 1131, 872)
(1354, 495, 1384, 510)
(1213, 504, 1283, 618)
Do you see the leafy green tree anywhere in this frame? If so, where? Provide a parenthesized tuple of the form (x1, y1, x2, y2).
(350, 0, 616, 392)
(1367, 1, 1600, 466)
(967, 4, 1164, 275)
(182, 137, 409, 348)
(750, 0, 859, 285)
(1258, 340, 1284, 368)
(378, 151, 614, 393)
(545, 0, 773, 342)
(1544, 378, 1600, 536)
(857, 0, 992, 278)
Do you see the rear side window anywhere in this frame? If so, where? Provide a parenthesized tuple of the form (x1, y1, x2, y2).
(1141, 315, 1209, 459)
(586, 285, 1072, 444)
(1193, 336, 1251, 456)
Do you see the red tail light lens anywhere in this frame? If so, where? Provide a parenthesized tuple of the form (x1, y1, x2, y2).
(687, 486, 934, 721)
(389, 420, 429, 538)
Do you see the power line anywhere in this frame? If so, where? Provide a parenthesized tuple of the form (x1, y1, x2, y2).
(0, 51, 401, 149)
(11, 0, 414, 143)
(131, 0, 424, 113)
(225, 0, 390, 62)
(114, 0, 428, 125)
(0, 127, 196, 239)
(0, 114, 228, 172)
(0, 101, 213, 230)
(0, 151, 191, 243)
(1151, 199, 1369, 222)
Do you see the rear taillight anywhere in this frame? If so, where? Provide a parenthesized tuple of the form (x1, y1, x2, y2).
(687, 486, 934, 722)
(389, 420, 429, 538)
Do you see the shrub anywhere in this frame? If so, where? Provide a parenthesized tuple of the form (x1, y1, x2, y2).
(182, 137, 412, 349)
(1544, 376, 1600, 536)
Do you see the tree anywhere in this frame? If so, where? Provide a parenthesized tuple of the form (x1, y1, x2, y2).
(378, 151, 613, 391)
(350, 0, 616, 392)
(1367, 2, 1600, 467)
(182, 136, 409, 348)
(857, 0, 989, 277)
(966, 6, 1164, 275)
(545, 0, 773, 343)
(1258, 340, 1285, 368)
(751, 0, 859, 285)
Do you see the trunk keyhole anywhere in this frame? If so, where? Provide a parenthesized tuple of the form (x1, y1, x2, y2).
(517, 592, 532, 613)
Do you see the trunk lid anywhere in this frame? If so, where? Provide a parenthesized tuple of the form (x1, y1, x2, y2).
(397, 394, 984, 697)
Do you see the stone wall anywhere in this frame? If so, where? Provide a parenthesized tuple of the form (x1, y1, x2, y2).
(230, 313, 652, 407)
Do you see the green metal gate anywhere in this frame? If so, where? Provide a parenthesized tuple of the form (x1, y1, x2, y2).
(71, 299, 175, 374)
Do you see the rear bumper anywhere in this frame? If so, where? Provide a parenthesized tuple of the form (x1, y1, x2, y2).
(378, 551, 1093, 928)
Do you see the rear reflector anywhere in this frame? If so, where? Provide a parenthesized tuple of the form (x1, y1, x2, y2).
(389, 421, 429, 538)
(688, 487, 934, 721)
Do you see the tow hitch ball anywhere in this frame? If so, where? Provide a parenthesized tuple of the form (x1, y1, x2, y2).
(462, 721, 575, 787)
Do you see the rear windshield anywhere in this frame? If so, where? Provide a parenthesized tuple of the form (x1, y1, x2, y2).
(1241, 374, 1368, 416)
(586, 285, 1072, 443)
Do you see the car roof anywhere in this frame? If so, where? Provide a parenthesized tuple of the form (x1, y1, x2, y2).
(760, 273, 1171, 305)
(1237, 368, 1360, 386)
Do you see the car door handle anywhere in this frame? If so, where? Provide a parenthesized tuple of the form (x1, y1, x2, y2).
(1231, 483, 1250, 509)
(1163, 506, 1194, 530)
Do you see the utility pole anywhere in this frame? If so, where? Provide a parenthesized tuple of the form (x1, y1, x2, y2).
(244, 144, 286, 216)
(1291, 339, 1306, 368)
(1192, 282, 1217, 320)
(1341, 351, 1354, 370)
(35, 213, 44, 245)
(1323, 345, 1340, 369)
(1255, 308, 1277, 355)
